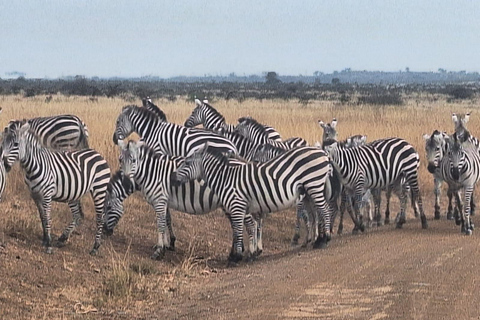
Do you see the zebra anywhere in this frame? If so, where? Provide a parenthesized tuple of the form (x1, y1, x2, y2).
(322, 137, 428, 231)
(250, 143, 341, 245)
(5, 114, 89, 152)
(112, 105, 238, 157)
(435, 133, 480, 234)
(141, 97, 167, 121)
(184, 99, 282, 141)
(423, 130, 463, 220)
(115, 140, 263, 259)
(235, 117, 307, 149)
(318, 119, 418, 231)
(1, 122, 110, 254)
(171, 143, 333, 263)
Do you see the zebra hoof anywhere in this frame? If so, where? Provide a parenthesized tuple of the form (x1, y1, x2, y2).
(228, 252, 243, 263)
(89, 248, 98, 256)
(45, 247, 53, 254)
(396, 222, 404, 229)
(384, 218, 390, 225)
(167, 238, 176, 251)
(447, 213, 454, 220)
(359, 224, 366, 232)
(377, 221, 384, 227)
(434, 212, 441, 220)
(455, 219, 462, 226)
(56, 240, 67, 248)
(151, 248, 166, 260)
(471, 223, 475, 230)
(291, 237, 299, 246)
(466, 229, 473, 236)
(337, 228, 343, 235)
(313, 235, 328, 249)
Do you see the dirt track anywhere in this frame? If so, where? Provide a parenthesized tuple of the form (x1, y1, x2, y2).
(155, 218, 480, 320)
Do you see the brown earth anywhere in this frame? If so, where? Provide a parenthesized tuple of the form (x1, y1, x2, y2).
(2, 194, 480, 320)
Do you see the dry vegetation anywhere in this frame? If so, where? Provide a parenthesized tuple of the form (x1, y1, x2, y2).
(0, 94, 478, 318)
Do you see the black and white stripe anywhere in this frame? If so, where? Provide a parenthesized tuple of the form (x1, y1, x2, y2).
(113, 105, 238, 157)
(235, 117, 306, 149)
(1, 122, 110, 254)
(184, 99, 282, 141)
(172, 144, 333, 263)
(436, 133, 480, 234)
(323, 137, 428, 231)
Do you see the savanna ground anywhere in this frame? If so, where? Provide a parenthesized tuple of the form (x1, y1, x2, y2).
(0, 94, 480, 319)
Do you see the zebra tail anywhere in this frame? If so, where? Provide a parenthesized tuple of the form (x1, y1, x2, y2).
(78, 121, 90, 149)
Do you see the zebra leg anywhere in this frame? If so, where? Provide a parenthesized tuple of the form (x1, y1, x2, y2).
(371, 189, 382, 226)
(434, 178, 442, 219)
(462, 188, 475, 235)
(384, 187, 392, 226)
(406, 174, 428, 229)
(471, 190, 476, 217)
(337, 191, 348, 235)
(256, 217, 263, 256)
(58, 200, 83, 246)
(166, 209, 176, 251)
(454, 191, 463, 226)
(395, 184, 408, 228)
(446, 188, 454, 220)
(313, 198, 331, 249)
(33, 194, 53, 254)
(228, 209, 247, 263)
(151, 199, 170, 260)
(90, 190, 108, 256)
(292, 201, 306, 245)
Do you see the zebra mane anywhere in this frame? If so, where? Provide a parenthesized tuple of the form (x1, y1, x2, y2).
(142, 98, 167, 122)
(322, 138, 347, 148)
(237, 117, 268, 137)
(203, 145, 229, 167)
(123, 105, 164, 124)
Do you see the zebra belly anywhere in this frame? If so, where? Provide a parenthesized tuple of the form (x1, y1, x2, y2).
(246, 191, 300, 215)
(168, 182, 221, 215)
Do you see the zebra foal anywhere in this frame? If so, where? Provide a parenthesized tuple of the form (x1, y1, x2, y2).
(2, 122, 110, 254)
(171, 144, 333, 263)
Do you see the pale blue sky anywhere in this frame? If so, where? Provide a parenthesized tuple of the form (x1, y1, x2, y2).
(1, 0, 479, 78)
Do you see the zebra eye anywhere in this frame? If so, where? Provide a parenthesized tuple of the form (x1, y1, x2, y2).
(13, 142, 19, 147)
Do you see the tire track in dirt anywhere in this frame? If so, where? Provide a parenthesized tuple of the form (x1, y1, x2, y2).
(154, 219, 480, 320)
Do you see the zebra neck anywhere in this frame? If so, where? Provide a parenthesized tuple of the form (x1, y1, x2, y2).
(201, 156, 229, 196)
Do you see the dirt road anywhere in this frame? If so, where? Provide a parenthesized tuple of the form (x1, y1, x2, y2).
(155, 219, 480, 320)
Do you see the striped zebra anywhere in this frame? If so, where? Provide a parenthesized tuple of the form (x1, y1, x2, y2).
(184, 99, 282, 141)
(423, 130, 462, 220)
(251, 143, 341, 245)
(114, 140, 262, 259)
(2, 122, 110, 254)
(323, 137, 428, 231)
(235, 117, 307, 149)
(141, 97, 167, 121)
(435, 133, 480, 234)
(318, 118, 338, 145)
(113, 105, 238, 157)
(5, 114, 89, 152)
(171, 144, 333, 262)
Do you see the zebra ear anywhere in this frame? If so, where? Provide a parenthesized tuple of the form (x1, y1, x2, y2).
(463, 112, 471, 124)
(195, 99, 202, 107)
(318, 120, 326, 129)
(117, 139, 126, 149)
(360, 135, 367, 143)
(19, 122, 31, 136)
(330, 118, 337, 129)
(452, 113, 458, 125)
(422, 134, 430, 141)
(0, 107, 2, 114)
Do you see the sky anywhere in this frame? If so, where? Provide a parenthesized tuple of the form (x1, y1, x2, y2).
(1, 0, 479, 79)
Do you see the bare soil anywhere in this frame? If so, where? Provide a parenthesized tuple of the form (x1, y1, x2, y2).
(1, 191, 480, 320)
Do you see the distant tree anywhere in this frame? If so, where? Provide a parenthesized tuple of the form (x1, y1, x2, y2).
(438, 68, 447, 74)
(332, 78, 340, 85)
(265, 72, 281, 85)
(405, 67, 410, 73)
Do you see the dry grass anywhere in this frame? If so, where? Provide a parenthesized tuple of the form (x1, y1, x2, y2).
(0, 93, 478, 317)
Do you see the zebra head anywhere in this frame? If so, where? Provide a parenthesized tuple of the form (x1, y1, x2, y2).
(446, 133, 465, 181)
(113, 106, 135, 145)
(184, 99, 206, 128)
(423, 130, 447, 174)
(1, 120, 28, 171)
(171, 145, 206, 185)
(103, 171, 136, 236)
(452, 112, 471, 143)
(318, 118, 338, 143)
(118, 139, 143, 180)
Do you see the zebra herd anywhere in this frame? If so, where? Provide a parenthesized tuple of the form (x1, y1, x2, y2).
(0, 99, 478, 263)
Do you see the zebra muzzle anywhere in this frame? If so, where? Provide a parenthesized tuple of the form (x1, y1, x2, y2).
(170, 172, 182, 187)
(451, 167, 460, 181)
(3, 158, 11, 173)
(427, 163, 437, 174)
